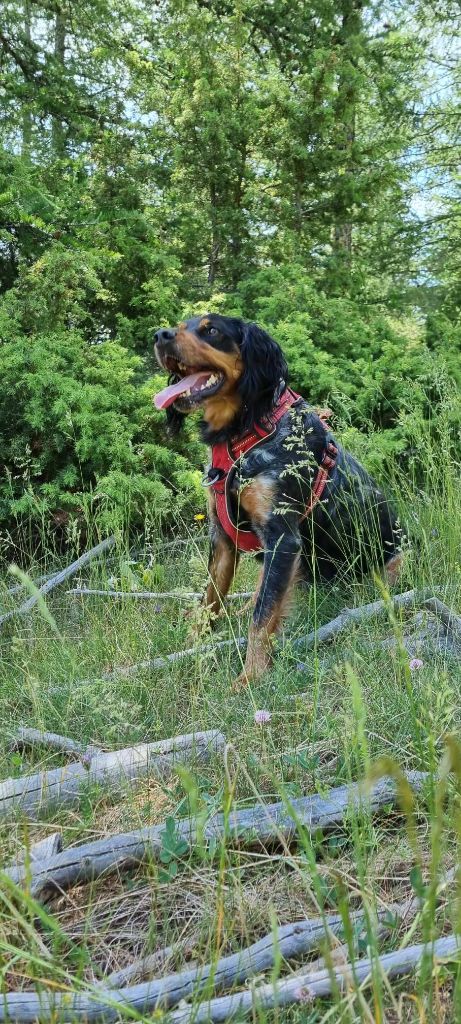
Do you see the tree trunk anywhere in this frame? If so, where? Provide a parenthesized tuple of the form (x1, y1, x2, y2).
(208, 181, 220, 286)
(21, 0, 32, 157)
(332, 0, 361, 269)
(52, 8, 66, 158)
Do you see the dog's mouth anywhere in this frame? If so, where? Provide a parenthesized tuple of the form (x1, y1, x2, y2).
(154, 356, 225, 411)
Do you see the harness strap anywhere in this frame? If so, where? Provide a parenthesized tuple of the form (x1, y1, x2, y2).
(209, 391, 337, 552)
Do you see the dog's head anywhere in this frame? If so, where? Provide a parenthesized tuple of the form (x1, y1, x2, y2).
(154, 314, 288, 437)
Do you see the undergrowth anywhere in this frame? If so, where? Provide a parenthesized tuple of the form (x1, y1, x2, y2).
(0, 447, 461, 1023)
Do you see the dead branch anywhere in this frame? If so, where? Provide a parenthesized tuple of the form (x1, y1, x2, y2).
(9, 728, 101, 759)
(0, 730, 225, 820)
(0, 930, 458, 1022)
(102, 944, 180, 988)
(71, 637, 246, 688)
(4, 770, 427, 898)
(0, 537, 116, 629)
(102, 864, 452, 999)
(295, 589, 431, 650)
(167, 934, 461, 1024)
(67, 589, 253, 601)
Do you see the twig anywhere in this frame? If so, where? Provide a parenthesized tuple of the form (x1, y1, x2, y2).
(0, 537, 116, 628)
(66, 589, 253, 601)
(9, 728, 101, 759)
(4, 771, 428, 898)
(0, 730, 225, 820)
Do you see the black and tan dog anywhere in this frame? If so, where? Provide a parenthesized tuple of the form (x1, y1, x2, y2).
(154, 314, 402, 686)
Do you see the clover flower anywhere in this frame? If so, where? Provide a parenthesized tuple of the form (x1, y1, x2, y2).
(254, 709, 272, 726)
(409, 658, 423, 671)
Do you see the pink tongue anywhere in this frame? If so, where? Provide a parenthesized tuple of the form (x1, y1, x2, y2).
(154, 371, 215, 410)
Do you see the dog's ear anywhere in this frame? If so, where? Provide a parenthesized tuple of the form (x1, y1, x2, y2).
(238, 322, 288, 430)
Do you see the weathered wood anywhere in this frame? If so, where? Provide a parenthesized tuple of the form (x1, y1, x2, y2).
(67, 589, 252, 601)
(295, 589, 431, 650)
(4, 771, 427, 898)
(103, 869, 442, 1001)
(168, 934, 461, 1024)
(422, 597, 461, 639)
(10, 728, 101, 759)
(0, 930, 457, 1022)
(103, 944, 180, 987)
(0, 537, 116, 628)
(73, 637, 246, 687)
(72, 588, 434, 688)
(0, 730, 225, 820)
(12, 832, 63, 867)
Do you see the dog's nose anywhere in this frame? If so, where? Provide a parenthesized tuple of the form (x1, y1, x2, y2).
(154, 328, 177, 345)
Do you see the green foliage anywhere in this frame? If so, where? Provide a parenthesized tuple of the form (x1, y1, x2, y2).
(0, 0, 460, 545)
(0, 247, 205, 541)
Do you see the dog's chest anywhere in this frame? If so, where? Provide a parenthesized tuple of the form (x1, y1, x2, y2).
(229, 472, 276, 530)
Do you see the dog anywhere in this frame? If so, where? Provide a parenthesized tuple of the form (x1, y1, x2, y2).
(154, 314, 402, 686)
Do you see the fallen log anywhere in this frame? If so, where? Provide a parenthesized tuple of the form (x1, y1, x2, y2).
(4, 770, 428, 898)
(0, 537, 116, 629)
(422, 597, 461, 640)
(67, 589, 253, 601)
(0, 929, 457, 1022)
(294, 588, 431, 650)
(10, 728, 101, 759)
(168, 933, 461, 1024)
(102, 864, 449, 998)
(0, 730, 224, 820)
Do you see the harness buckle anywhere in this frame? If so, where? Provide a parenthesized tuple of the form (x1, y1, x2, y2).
(202, 467, 226, 488)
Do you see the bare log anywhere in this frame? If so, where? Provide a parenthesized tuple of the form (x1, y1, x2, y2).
(168, 934, 461, 1024)
(0, 537, 116, 629)
(102, 868, 443, 1000)
(295, 589, 431, 650)
(10, 728, 101, 759)
(0, 929, 457, 1022)
(67, 589, 252, 601)
(72, 588, 435, 688)
(0, 730, 225, 820)
(4, 770, 427, 898)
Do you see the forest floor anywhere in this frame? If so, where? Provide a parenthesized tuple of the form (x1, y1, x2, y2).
(1, 475, 461, 1023)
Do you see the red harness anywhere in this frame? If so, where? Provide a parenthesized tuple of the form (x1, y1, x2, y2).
(208, 388, 338, 553)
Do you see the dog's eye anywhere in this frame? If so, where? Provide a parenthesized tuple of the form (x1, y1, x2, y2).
(204, 326, 219, 337)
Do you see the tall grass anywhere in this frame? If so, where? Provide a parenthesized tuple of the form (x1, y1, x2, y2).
(1, 436, 461, 1022)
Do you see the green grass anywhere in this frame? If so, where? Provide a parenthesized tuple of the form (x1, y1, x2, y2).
(1, 459, 461, 1022)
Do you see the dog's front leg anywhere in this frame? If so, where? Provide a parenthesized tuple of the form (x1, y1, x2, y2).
(204, 522, 240, 616)
(234, 520, 301, 688)
(203, 488, 239, 616)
